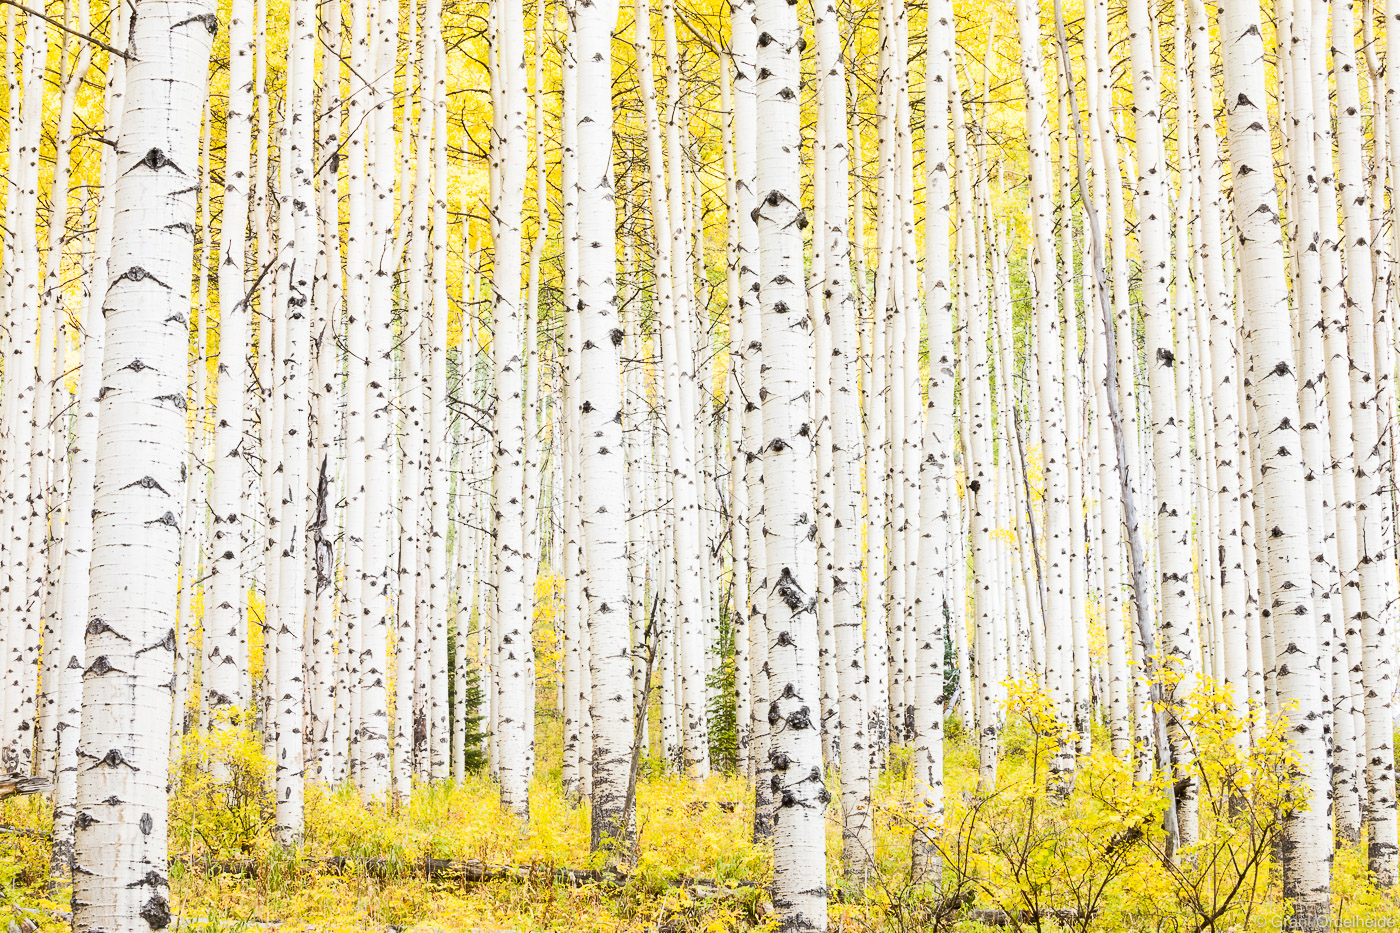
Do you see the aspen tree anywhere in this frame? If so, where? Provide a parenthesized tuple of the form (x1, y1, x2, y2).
(730, 0, 772, 838)
(1331, 0, 1399, 883)
(260, 107, 287, 767)
(171, 102, 211, 770)
(52, 17, 126, 877)
(1185, 0, 1249, 747)
(396, 0, 432, 796)
(660, 0, 710, 776)
(309, 0, 344, 781)
(271, 0, 318, 840)
(1087, 5, 1143, 680)
(912, 0, 953, 882)
(71, 0, 215, 925)
(1059, 0, 1178, 853)
(635, 0, 709, 778)
(1, 12, 47, 771)
(341, 0, 373, 788)
(1219, 0, 1333, 918)
(1282, 0, 1346, 856)
(720, 66, 753, 779)
(427, 12, 451, 781)
(36, 0, 94, 781)
(811, 92, 836, 772)
(560, 13, 586, 795)
(490, 0, 533, 819)
(813, 0, 871, 882)
(568, 0, 630, 852)
(1053, 47, 1089, 760)
(1076, 0, 1129, 760)
(356, 0, 401, 800)
(754, 0, 828, 926)
(1013, 0, 1074, 788)
(951, 73, 998, 790)
(1126, 0, 1197, 827)
(864, 21, 892, 767)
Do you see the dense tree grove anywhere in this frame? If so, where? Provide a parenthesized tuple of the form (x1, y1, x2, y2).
(4, 0, 1400, 930)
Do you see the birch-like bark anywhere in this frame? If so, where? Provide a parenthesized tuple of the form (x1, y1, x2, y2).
(1186, 0, 1249, 746)
(754, 1, 828, 927)
(72, 0, 215, 927)
(912, 0, 953, 882)
(358, 0, 401, 800)
(635, 0, 709, 778)
(36, 0, 94, 782)
(1127, 0, 1197, 826)
(951, 73, 997, 789)
(660, 0, 710, 777)
(340, 0, 372, 788)
(1332, 0, 1399, 884)
(309, 0, 343, 783)
(1220, 0, 1333, 918)
(814, 0, 870, 883)
(1, 12, 47, 772)
(1014, 0, 1074, 788)
(719, 67, 752, 780)
(730, 0, 771, 840)
(52, 18, 126, 878)
(426, 10, 450, 781)
(1282, 0, 1345, 861)
(490, 0, 533, 818)
(568, 0, 629, 853)
(272, 0, 318, 840)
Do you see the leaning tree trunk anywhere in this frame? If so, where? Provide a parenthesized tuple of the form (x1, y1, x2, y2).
(71, 0, 215, 928)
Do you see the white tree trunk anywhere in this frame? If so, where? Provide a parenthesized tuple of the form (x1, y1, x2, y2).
(72, 0, 215, 927)
(1014, 0, 1074, 790)
(568, 0, 628, 852)
(1332, 0, 1399, 884)
(912, 0, 953, 882)
(52, 22, 126, 878)
(813, 0, 871, 882)
(753, 0, 828, 926)
(1220, 0, 1333, 918)
(1127, 0, 1197, 827)
(272, 0, 318, 840)
(489, 0, 533, 819)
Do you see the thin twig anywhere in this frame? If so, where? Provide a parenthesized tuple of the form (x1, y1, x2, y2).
(0, 0, 129, 60)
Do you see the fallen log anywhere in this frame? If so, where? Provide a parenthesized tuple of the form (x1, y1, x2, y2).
(175, 854, 756, 898)
(967, 907, 1082, 926)
(0, 774, 52, 802)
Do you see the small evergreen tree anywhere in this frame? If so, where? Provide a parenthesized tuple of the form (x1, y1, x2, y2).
(706, 604, 739, 772)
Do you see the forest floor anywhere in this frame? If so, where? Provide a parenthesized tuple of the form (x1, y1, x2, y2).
(4, 709, 1400, 932)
